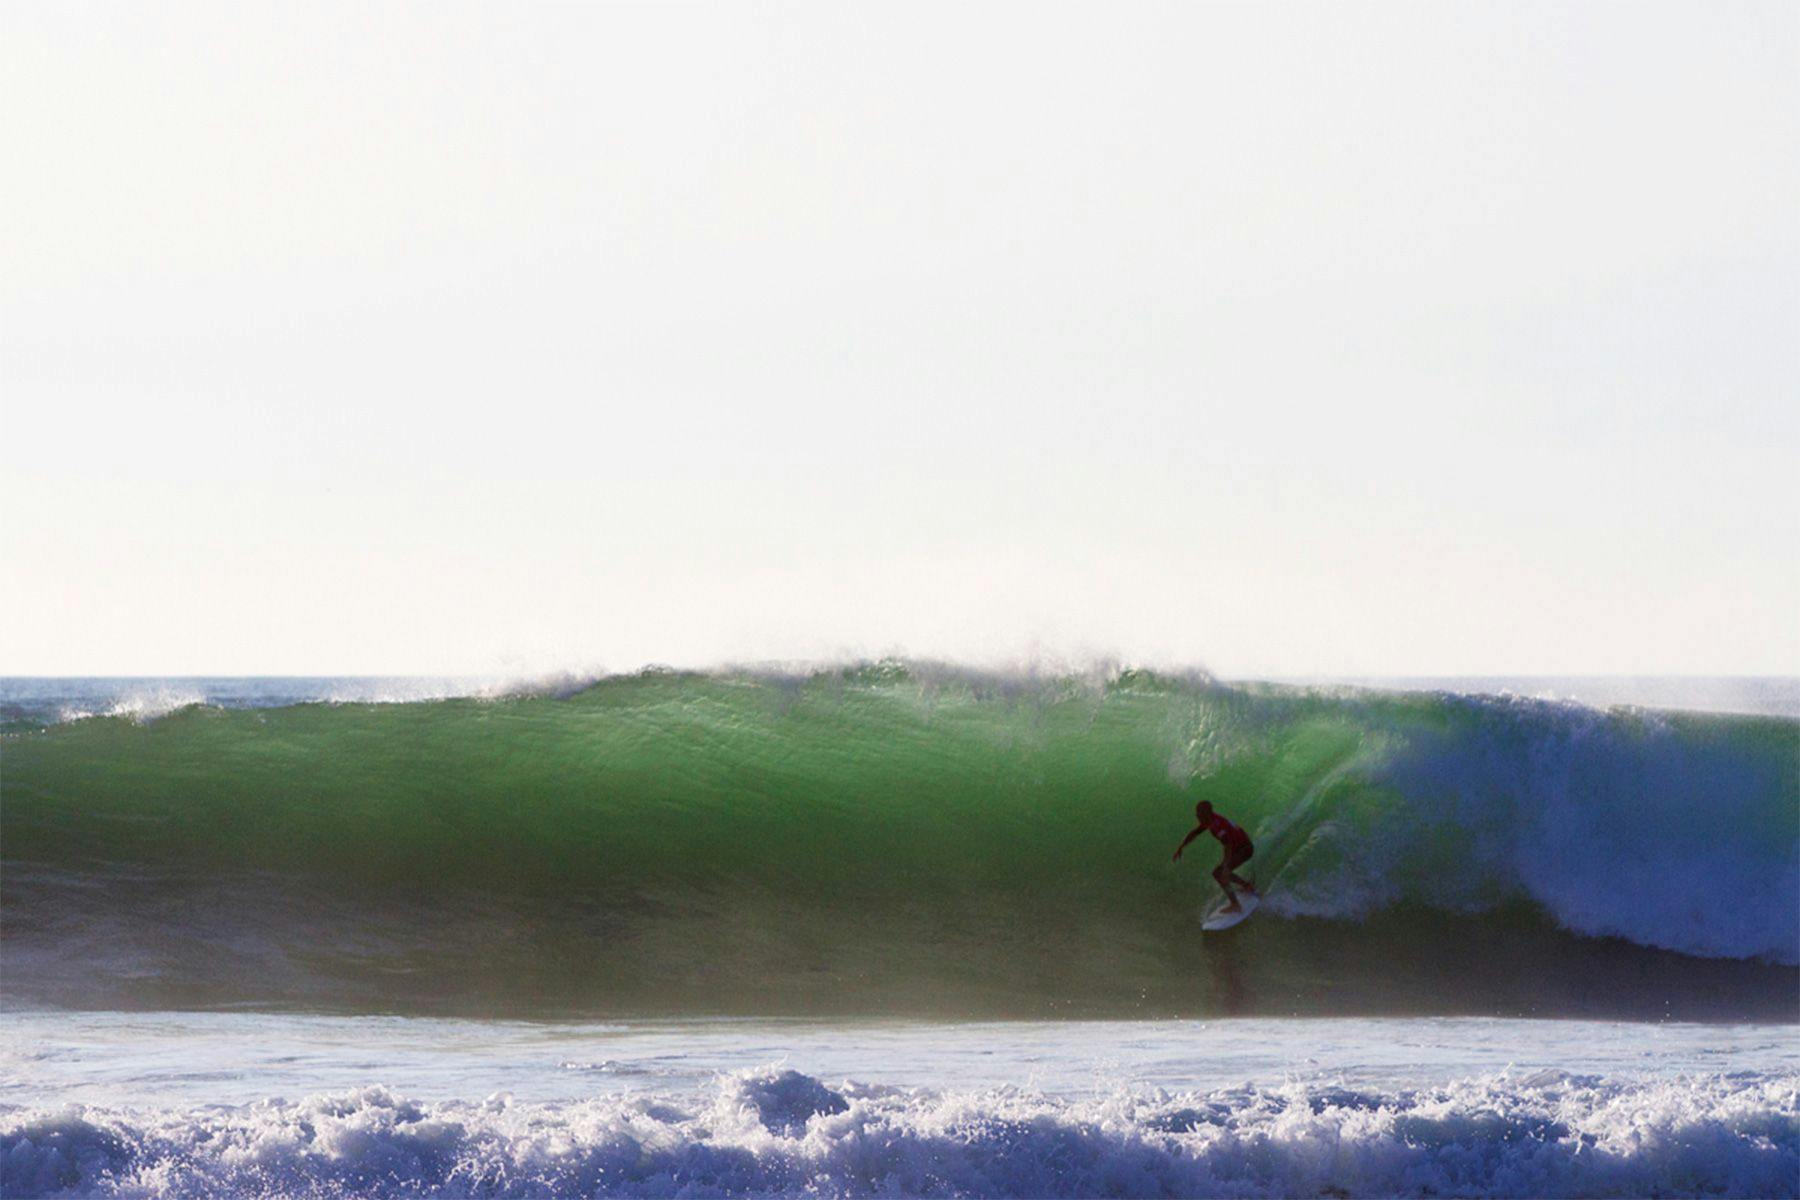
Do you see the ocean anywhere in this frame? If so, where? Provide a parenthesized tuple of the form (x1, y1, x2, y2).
(2, 666, 1796, 1197)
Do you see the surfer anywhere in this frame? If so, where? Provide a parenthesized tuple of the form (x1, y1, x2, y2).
(1172, 800, 1256, 912)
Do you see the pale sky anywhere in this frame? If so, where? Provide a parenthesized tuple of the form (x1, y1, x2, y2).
(3, 2, 1795, 677)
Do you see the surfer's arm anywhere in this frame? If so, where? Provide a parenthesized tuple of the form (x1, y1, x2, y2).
(1172, 826, 1204, 861)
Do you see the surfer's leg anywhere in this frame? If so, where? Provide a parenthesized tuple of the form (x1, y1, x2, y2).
(1211, 862, 1241, 911)
(1225, 843, 1255, 891)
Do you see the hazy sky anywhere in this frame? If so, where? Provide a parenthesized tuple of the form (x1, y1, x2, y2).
(4, 2, 1795, 676)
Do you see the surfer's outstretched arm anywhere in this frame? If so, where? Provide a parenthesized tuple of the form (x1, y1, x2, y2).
(1171, 826, 1204, 862)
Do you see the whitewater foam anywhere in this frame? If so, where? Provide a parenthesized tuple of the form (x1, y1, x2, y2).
(2, 1066, 1793, 1199)
(1367, 695, 1799, 962)
(52, 685, 212, 725)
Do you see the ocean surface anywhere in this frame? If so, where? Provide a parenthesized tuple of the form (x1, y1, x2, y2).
(2, 666, 1796, 1197)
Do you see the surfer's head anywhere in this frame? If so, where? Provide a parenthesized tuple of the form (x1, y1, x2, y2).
(1195, 800, 1213, 821)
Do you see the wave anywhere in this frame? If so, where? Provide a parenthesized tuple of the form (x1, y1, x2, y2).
(0, 673, 594, 734)
(3, 1066, 1794, 1198)
(3, 662, 1796, 1018)
(57, 684, 211, 726)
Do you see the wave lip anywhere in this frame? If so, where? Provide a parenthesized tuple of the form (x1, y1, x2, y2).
(2, 1067, 1794, 1199)
(60, 685, 211, 725)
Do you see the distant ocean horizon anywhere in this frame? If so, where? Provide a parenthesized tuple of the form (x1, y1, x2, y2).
(1257, 673, 1800, 718)
(4, 668, 1796, 728)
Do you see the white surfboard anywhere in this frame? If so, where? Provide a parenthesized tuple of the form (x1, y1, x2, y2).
(1201, 891, 1260, 931)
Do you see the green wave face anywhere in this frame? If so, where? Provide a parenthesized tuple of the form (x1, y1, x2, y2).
(4, 665, 1796, 1019)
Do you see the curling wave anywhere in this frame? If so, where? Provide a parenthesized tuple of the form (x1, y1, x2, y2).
(3, 663, 1795, 1018)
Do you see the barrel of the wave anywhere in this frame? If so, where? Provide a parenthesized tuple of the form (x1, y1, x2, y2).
(2, 666, 1795, 1018)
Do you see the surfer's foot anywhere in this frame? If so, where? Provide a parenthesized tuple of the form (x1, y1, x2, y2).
(1222, 900, 1242, 914)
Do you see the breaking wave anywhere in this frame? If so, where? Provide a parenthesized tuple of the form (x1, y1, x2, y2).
(2, 1066, 1794, 1198)
(3, 662, 1795, 1018)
